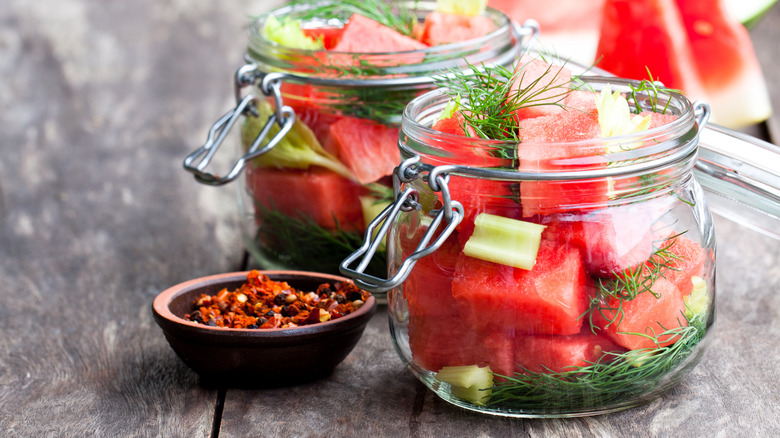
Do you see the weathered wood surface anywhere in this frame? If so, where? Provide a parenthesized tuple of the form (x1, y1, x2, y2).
(0, 1, 778, 437)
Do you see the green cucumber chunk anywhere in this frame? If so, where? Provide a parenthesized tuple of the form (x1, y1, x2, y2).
(436, 365, 493, 405)
(463, 213, 546, 270)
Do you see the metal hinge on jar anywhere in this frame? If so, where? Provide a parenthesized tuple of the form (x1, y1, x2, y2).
(340, 156, 464, 293)
(183, 65, 293, 185)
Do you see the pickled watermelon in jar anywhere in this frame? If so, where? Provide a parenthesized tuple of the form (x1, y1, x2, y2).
(344, 54, 716, 416)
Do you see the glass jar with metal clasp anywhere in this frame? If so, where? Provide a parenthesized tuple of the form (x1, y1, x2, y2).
(341, 73, 780, 417)
(181, 1, 536, 289)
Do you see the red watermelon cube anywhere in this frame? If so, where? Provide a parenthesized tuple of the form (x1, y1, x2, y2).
(514, 332, 625, 373)
(452, 240, 590, 335)
(400, 222, 462, 318)
(246, 167, 365, 231)
(332, 13, 428, 53)
(596, 277, 687, 350)
(541, 203, 663, 277)
(509, 56, 574, 120)
(516, 109, 609, 217)
(652, 233, 707, 296)
(407, 315, 515, 376)
(420, 11, 496, 45)
(328, 116, 400, 185)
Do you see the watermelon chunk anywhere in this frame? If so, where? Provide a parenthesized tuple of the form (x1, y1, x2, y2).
(509, 56, 573, 120)
(541, 203, 660, 277)
(246, 167, 365, 231)
(327, 116, 400, 185)
(407, 315, 515, 376)
(302, 26, 345, 50)
(517, 109, 609, 217)
(514, 332, 624, 373)
(431, 111, 477, 137)
(331, 13, 428, 52)
(452, 240, 590, 335)
(420, 11, 496, 45)
(400, 223, 462, 318)
(596, 277, 688, 350)
(652, 234, 707, 295)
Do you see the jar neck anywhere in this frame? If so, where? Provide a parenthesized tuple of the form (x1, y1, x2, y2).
(401, 79, 701, 177)
(244, 1, 521, 83)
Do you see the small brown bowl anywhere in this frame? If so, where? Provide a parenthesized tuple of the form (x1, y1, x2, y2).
(152, 270, 376, 387)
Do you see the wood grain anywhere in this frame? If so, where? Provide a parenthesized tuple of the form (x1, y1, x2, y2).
(0, 0, 778, 436)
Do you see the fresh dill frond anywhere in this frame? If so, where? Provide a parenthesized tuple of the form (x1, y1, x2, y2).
(488, 320, 706, 410)
(253, 202, 387, 278)
(288, 0, 417, 37)
(436, 60, 574, 141)
(627, 68, 680, 114)
(580, 233, 686, 331)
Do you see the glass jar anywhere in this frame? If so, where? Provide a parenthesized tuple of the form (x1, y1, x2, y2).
(183, 1, 534, 281)
(342, 77, 717, 417)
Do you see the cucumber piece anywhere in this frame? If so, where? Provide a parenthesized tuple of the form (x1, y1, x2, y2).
(463, 213, 546, 270)
(436, 365, 493, 405)
(684, 276, 710, 320)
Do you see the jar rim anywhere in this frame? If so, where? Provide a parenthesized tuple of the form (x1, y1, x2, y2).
(400, 76, 704, 180)
(245, 0, 523, 86)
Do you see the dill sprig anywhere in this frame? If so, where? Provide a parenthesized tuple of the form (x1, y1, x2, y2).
(253, 202, 387, 278)
(488, 319, 706, 410)
(288, 0, 416, 37)
(627, 68, 680, 114)
(583, 234, 685, 330)
(437, 60, 574, 141)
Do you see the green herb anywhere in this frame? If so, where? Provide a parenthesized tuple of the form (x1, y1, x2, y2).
(488, 317, 706, 410)
(437, 60, 573, 141)
(583, 234, 685, 330)
(626, 68, 679, 114)
(288, 0, 417, 37)
(253, 202, 387, 278)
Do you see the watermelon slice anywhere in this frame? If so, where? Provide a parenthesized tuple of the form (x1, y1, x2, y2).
(331, 13, 428, 52)
(452, 240, 590, 335)
(595, 0, 771, 128)
(420, 11, 496, 45)
(246, 167, 365, 231)
(595, 0, 705, 97)
(327, 116, 400, 185)
(674, 0, 772, 128)
(596, 277, 688, 350)
(514, 332, 625, 373)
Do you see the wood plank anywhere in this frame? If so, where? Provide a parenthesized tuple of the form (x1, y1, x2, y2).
(0, 0, 285, 434)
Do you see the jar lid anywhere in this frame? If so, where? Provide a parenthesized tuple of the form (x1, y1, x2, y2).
(695, 125, 780, 240)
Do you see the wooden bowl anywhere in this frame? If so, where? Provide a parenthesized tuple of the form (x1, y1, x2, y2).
(152, 270, 376, 387)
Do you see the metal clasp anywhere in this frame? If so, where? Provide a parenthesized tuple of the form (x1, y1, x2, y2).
(340, 157, 464, 293)
(183, 65, 294, 185)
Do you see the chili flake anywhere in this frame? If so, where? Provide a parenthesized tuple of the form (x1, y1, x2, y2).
(184, 270, 371, 329)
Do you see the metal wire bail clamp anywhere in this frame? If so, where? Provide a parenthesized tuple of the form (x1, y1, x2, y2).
(182, 64, 294, 186)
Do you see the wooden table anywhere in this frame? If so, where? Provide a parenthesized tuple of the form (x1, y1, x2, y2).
(1, 1, 778, 436)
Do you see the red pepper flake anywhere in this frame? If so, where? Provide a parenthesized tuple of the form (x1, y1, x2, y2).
(184, 270, 371, 329)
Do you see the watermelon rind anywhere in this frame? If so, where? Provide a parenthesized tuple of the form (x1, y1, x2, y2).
(724, 0, 778, 27)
